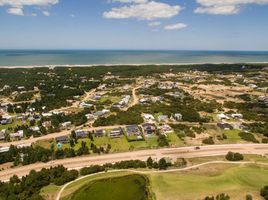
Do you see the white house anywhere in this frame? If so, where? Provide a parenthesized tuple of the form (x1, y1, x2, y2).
(143, 113, 155, 121)
(158, 115, 169, 122)
(174, 113, 183, 121)
(79, 102, 93, 108)
(10, 130, 24, 139)
(217, 113, 230, 120)
(231, 113, 243, 119)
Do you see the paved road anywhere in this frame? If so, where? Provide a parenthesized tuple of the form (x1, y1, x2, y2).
(1, 143, 268, 182)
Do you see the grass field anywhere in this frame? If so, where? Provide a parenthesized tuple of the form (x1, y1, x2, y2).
(150, 164, 268, 200)
(62, 174, 153, 200)
(53, 162, 268, 200)
(223, 129, 243, 143)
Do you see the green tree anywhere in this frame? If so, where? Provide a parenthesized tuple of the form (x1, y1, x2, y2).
(158, 158, 168, 170)
(146, 157, 153, 169)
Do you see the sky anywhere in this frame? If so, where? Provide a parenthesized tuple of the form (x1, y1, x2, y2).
(0, 0, 268, 50)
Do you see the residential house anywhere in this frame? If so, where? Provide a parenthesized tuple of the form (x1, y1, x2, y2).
(110, 128, 123, 138)
(217, 123, 233, 130)
(94, 129, 105, 137)
(217, 113, 230, 120)
(158, 115, 169, 122)
(75, 130, 89, 138)
(142, 123, 156, 136)
(0, 146, 9, 153)
(42, 121, 52, 129)
(60, 121, 72, 130)
(0, 115, 13, 125)
(30, 126, 40, 132)
(85, 113, 95, 121)
(231, 113, 243, 119)
(0, 129, 7, 140)
(56, 136, 69, 144)
(10, 130, 24, 139)
(174, 113, 183, 121)
(143, 113, 155, 121)
(126, 125, 141, 136)
(93, 109, 110, 118)
(79, 102, 93, 108)
(158, 125, 173, 135)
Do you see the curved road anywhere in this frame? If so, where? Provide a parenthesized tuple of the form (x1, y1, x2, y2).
(1, 143, 268, 182)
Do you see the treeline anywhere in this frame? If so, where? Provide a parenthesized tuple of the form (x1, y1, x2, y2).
(0, 157, 172, 200)
(80, 157, 171, 177)
(0, 140, 112, 166)
(0, 165, 78, 200)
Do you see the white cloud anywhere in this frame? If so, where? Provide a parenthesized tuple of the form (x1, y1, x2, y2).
(7, 7, 24, 16)
(0, 0, 59, 16)
(103, 1, 182, 20)
(111, 0, 148, 3)
(42, 11, 50, 16)
(195, 0, 268, 15)
(164, 23, 187, 30)
(148, 21, 161, 26)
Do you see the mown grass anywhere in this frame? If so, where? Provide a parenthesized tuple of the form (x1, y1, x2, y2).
(150, 164, 268, 200)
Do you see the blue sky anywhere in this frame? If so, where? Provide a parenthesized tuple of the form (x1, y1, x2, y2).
(0, 0, 268, 50)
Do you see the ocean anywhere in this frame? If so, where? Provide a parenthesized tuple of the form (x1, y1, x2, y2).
(0, 50, 268, 66)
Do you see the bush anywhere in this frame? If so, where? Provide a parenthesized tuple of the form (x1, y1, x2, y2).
(204, 193, 230, 200)
(262, 138, 268, 144)
(246, 194, 253, 200)
(202, 136, 215, 145)
(260, 186, 268, 200)
(239, 132, 258, 143)
(225, 152, 244, 161)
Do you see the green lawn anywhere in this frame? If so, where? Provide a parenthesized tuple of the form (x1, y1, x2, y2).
(167, 132, 184, 147)
(223, 129, 242, 143)
(62, 174, 153, 200)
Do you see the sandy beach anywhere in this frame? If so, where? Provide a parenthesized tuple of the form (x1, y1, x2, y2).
(0, 62, 268, 69)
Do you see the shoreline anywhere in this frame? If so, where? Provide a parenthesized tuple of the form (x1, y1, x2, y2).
(0, 62, 268, 69)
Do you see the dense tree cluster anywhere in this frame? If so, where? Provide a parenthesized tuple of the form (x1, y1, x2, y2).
(238, 132, 259, 143)
(0, 165, 78, 200)
(225, 152, 244, 161)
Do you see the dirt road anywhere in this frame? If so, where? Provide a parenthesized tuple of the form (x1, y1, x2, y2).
(1, 143, 268, 182)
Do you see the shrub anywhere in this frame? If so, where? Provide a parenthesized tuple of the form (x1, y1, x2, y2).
(202, 136, 215, 145)
(260, 186, 268, 200)
(239, 132, 258, 143)
(225, 152, 244, 161)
